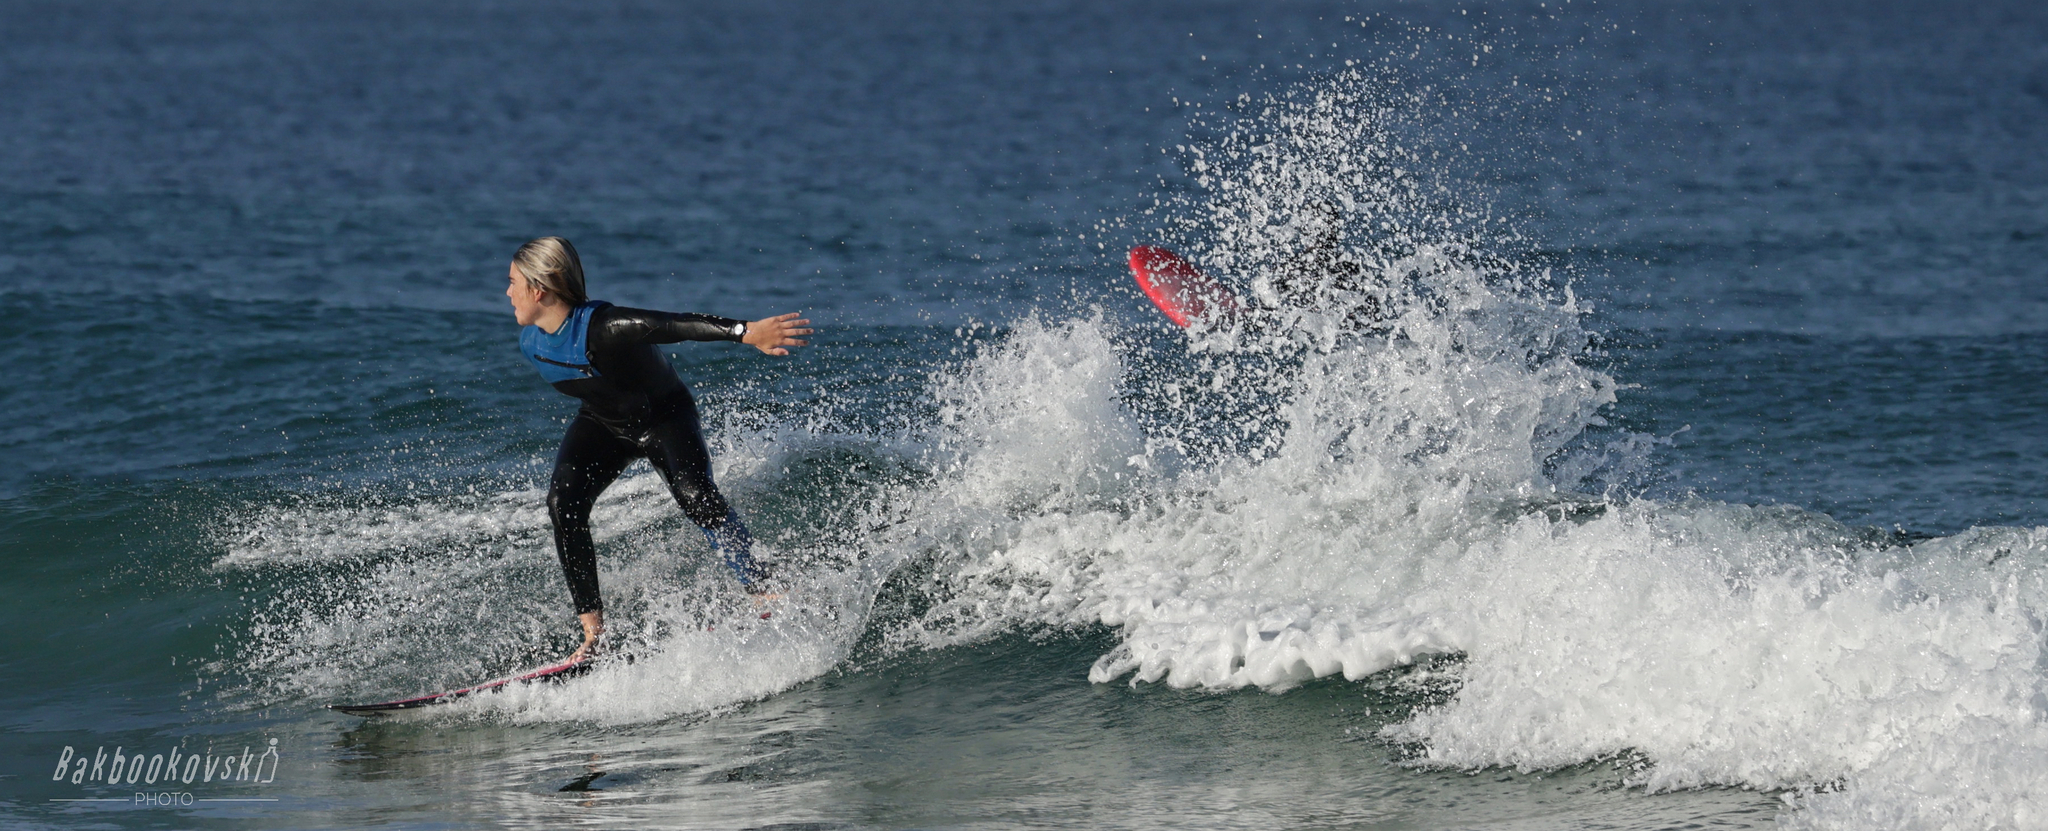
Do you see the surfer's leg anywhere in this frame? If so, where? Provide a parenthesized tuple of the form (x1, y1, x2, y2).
(547, 414, 638, 617)
(639, 404, 772, 590)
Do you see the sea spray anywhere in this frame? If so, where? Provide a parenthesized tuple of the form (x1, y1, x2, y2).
(890, 66, 1627, 672)
(195, 59, 2048, 831)
(219, 427, 896, 721)
(876, 68, 2048, 830)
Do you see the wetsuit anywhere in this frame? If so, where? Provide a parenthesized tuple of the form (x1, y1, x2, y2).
(521, 300, 768, 615)
(1264, 203, 1386, 327)
(1270, 239, 1381, 324)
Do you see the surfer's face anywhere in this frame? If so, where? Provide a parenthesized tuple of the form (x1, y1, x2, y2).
(506, 262, 548, 326)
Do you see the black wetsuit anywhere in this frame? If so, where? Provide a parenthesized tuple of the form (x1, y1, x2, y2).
(1271, 242, 1381, 324)
(520, 301, 767, 615)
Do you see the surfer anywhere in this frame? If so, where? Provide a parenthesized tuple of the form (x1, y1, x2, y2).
(1256, 200, 1384, 327)
(506, 236, 811, 663)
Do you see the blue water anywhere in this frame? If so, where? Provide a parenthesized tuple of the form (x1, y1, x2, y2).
(6, 1, 2047, 828)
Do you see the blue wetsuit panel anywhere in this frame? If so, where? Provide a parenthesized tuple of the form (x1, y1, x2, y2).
(520, 301, 612, 385)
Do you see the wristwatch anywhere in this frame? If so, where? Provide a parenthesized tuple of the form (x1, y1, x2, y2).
(731, 321, 748, 339)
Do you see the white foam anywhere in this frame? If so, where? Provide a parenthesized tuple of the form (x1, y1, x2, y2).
(865, 70, 2048, 828)
(462, 583, 868, 726)
(1784, 716, 2048, 830)
(884, 305, 2048, 829)
(221, 427, 882, 716)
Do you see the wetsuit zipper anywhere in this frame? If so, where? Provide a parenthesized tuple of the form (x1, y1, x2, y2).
(532, 355, 598, 376)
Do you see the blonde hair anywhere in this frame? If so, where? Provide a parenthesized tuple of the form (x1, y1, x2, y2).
(512, 236, 588, 306)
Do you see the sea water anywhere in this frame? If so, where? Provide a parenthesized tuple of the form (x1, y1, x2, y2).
(5, 1, 2047, 828)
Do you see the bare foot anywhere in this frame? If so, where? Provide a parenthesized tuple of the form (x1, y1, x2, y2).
(566, 610, 605, 663)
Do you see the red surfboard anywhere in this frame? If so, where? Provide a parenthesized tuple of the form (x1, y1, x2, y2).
(1129, 245, 1244, 327)
(326, 656, 593, 717)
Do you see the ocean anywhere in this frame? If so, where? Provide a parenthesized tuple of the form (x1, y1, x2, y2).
(5, 1, 2047, 828)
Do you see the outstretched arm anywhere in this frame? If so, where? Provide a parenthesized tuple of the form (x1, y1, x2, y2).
(742, 312, 812, 356)
(597, 307, 812, 354)
(599, 307, 749, 344)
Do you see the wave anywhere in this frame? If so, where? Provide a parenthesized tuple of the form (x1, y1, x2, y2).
(219, 439, 889, 725)
(209, 67, 2047, 828)
(871, 70, 2048, 829)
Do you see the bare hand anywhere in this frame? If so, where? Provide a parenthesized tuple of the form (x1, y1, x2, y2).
(744, 312, 812, 356)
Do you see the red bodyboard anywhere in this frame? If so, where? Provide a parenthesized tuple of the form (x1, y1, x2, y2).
(1129, 245, 1243, 327)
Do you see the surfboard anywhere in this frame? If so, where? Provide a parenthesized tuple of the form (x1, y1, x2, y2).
(326, 656, 593, 717)
(1129, 245, 1244, 327)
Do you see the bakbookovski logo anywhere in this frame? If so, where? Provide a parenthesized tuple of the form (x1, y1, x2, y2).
(51, 739, 281, 806)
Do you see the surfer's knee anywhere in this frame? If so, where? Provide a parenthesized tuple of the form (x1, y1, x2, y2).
(546, 481, 599, 528)
(545, 487, 573, 525)
(679, 496, 729, 528)
(666, 479, 730, 527)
